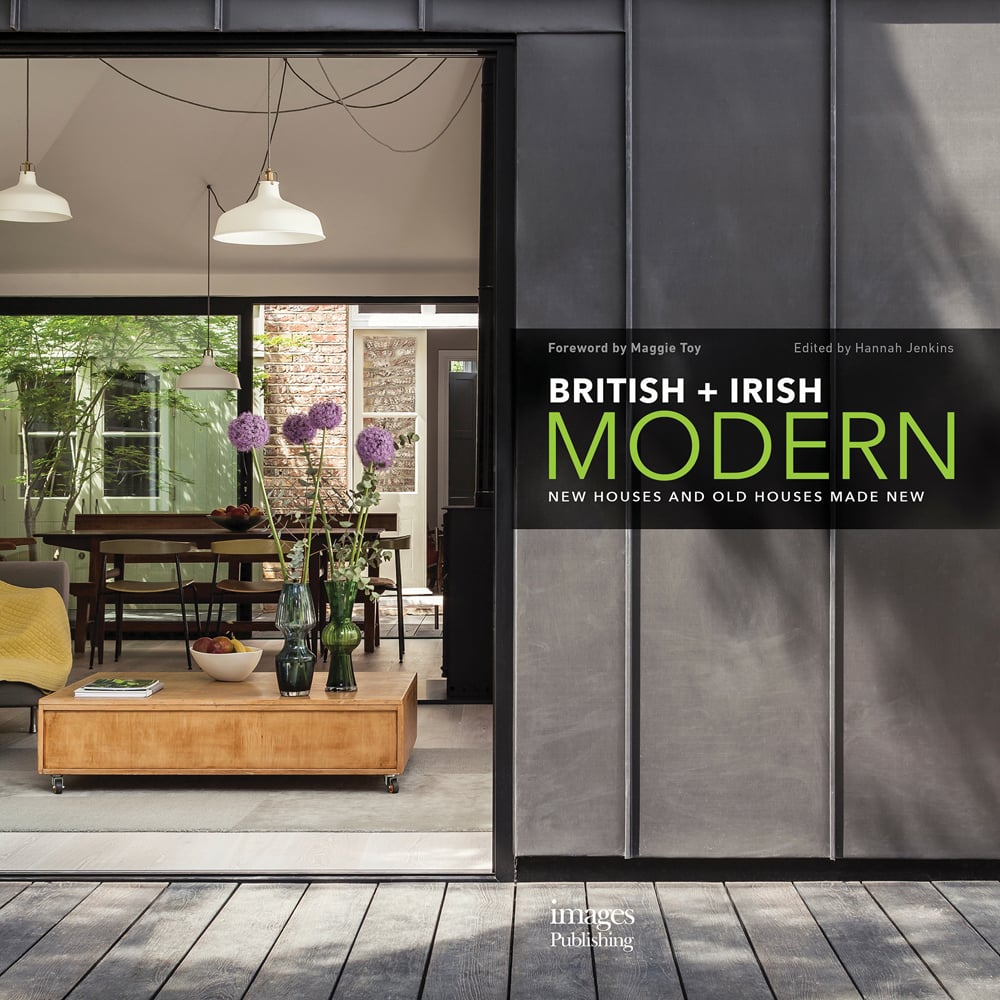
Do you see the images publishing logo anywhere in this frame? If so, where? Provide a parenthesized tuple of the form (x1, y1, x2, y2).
(549, 900, 635, 953)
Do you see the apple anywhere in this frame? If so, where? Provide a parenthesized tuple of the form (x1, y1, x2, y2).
(192, 636, 214, 652)
(212, 503, 261, 522)
(208, 636, 234, 654)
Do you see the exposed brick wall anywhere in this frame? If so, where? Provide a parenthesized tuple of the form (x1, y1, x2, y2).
(261, 303, 350, 517)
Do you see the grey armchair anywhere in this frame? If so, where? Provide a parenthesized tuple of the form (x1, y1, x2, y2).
(0, 560, 71, 733)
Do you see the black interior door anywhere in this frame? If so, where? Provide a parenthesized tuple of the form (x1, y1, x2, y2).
(447, 370, 478, 506)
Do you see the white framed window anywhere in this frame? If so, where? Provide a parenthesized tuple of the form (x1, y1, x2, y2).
(359, 333, 420, 494)
(20, 372, 75, 499)
(20, 368, 163, 501)
(101, 370, 161, 499)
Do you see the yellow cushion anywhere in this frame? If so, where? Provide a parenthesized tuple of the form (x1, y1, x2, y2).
(0, 580, 72, 692)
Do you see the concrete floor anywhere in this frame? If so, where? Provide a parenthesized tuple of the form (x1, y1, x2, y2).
(0, 633, 493, 877)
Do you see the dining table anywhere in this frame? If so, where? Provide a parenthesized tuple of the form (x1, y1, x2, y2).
(40, 513, 395, 656)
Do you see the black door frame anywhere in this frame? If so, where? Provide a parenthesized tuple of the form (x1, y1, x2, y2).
(0, 32, 516, 881)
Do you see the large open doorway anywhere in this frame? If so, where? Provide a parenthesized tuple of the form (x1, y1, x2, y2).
(0, 38, 513, 878)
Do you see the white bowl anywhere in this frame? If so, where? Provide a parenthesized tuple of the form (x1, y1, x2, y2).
(191, 646, 263, 682)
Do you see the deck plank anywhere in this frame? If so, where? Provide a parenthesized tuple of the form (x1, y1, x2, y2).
(0, 882, 98, 976)
(244, 883, 376, 1000)
(5, 877, 1000, 999)
(66, 882, 236, 1000)
(587, 882, 684, 1000)
(154, 883, 305, 1000)
(728, 883, 860, 1000)
(421, 882, 514, 1000)
(655, 882, 773, 1000)
(0, 882, 165, 1000)
(332, 882, 445, 1000)
(936, 882, 1000, 952)
(866, 881, 1000, 1000)
(0, 884, 28, 910)
(510, 883, 597, 1000)
(797, 882, 948, 999)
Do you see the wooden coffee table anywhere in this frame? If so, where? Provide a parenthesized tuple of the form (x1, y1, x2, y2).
(38, 670, 417, 794)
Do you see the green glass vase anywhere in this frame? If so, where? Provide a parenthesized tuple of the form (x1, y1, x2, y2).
(274, 582, 316, 697)
(323, 579, 360, 692)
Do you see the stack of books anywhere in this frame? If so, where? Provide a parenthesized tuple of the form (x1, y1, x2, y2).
(74, 678, 164, 698)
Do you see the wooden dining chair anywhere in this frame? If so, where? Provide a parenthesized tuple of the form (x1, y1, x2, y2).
(0, 537, 36, 561)
(206, 538, 293, 637)
(90, 539, 201, 669)
(316, 536, 409, 663)
(369, 534, 411, 663)
(328, 535, 410, 663)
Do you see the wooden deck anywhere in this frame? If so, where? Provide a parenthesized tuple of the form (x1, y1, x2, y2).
(1, 880, 999, 998)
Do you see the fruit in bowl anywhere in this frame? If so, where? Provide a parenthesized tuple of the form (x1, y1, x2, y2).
(208, 503, 266, 531)
(191, 634, 263, 681)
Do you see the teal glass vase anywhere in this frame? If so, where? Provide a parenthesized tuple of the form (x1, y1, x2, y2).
(323, 579, 360, 692)
(274, 582, 316, 697)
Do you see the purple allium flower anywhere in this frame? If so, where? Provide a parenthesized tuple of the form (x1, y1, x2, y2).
(227, 412, 270, 452)
(283, 412, 317, 446)
(308, 400, 343, 431)
(356, 426, 395, 469)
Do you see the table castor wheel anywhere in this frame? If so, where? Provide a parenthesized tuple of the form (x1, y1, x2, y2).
(385, 775, 399, 794)
(51, 776, 64, 794)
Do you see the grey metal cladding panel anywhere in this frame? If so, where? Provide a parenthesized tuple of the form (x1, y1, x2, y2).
(514, 530, 626, 856)
(633, 0, 828, 328)
(225, 0, 418, 32)
(429, 0, 624, 33)
(639, 529, 830, 858)
(18, 0, 216, 31)
(516, 33, 625, 329)
(842, 530, 1000, 858)
(838, 2, 1000, 328)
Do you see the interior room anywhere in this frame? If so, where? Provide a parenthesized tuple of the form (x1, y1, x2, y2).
(0, 52, 493, 875)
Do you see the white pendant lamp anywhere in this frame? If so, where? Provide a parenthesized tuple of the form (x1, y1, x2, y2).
(213, 167, 324, 245)
(214, 59, 324, 246)
(177, 186, 241, 391)
(0, 60, 71, 223)
(176, 349, 240, 390)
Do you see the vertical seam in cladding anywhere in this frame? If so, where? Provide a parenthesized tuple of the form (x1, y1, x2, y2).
(623, 0, 637, 860)
(829, 0, 838, 330)
(624, 0, 634, 330)
(828, 0, 841, 861)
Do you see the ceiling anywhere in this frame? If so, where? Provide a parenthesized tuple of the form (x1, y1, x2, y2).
(0, 56, 482, 298)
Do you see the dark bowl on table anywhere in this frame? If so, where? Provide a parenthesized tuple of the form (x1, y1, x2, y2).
(207, 513, 267, 532)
